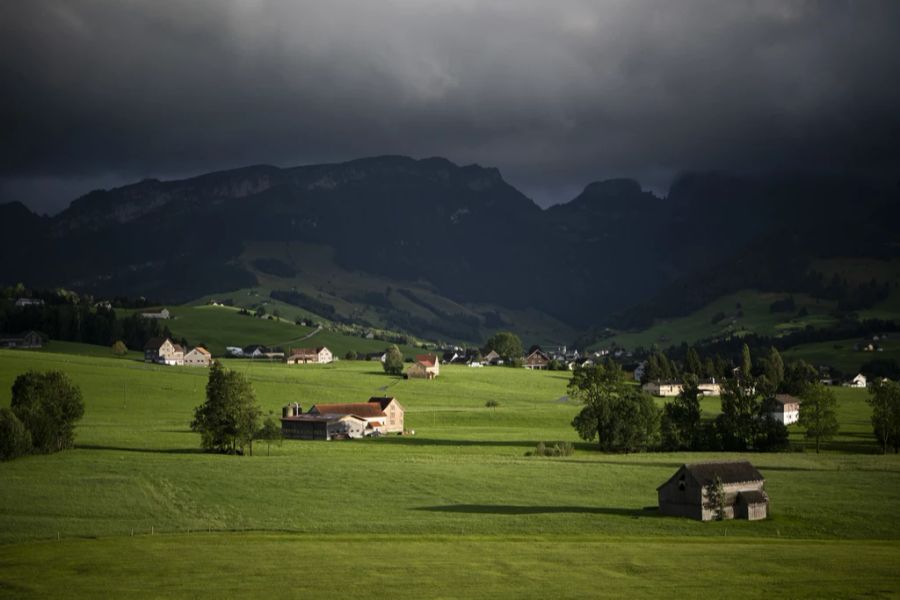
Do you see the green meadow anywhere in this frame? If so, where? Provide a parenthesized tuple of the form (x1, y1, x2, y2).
(1, 348, 899, 598)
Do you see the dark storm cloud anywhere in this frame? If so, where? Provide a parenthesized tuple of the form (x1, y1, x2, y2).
(1, 0, 899, 212)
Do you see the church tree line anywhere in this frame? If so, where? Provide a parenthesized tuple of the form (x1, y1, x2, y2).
(0, 287, 173, 351)
(570, 344, 842, 454)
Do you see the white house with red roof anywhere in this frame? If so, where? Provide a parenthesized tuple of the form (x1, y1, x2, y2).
(406, 354, 440, 379)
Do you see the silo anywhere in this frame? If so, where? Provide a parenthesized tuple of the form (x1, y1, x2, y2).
(282, 405, 292, 418)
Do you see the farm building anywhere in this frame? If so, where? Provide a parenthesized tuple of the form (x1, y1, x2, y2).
(367, 396, 405, 433)
(657, 461, 768, 521)
(523, 349, 550, 370)
(406, 354, 440, 379)
(642, 380, 684, 397)
(0, 330, 44, 349)
(286, 346, 333, 364)
(309, 402, 389, 434)
(848, 373, 867, 388)
(771, 394, 800, 425)
(281, 406, 368, 441)
(243, 345, 284, 360)
(141, 308, 171, 320)
(144, 337, 184, 365)
(183, 346, 212, 367)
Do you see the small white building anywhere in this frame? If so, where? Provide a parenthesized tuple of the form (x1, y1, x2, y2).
(141, 308, 171, 320)
(225, 346, 244, 357)
(698, 379, 722, 397)
(642, 380, 683, 397)
(771, 394, 800, 425)
(848, 373, 867, 388)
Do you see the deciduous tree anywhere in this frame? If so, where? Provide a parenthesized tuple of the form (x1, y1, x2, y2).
(799, 383, 840, 453)
(10, 370, 84, 453)
(191, 361, 261, 455)
(382, 345, 404, 375)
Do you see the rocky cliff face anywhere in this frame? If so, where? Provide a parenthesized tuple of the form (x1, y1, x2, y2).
(2, 156, 895, 333)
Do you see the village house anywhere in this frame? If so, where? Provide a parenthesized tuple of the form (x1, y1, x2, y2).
(406, 354, 440, 379)
(523, 348, 550, 370)
(771, 394, 801, 425)
(642, 380, 684, 397)
(482, 350, 501, 365)
(366, 350, 388, 362)
(242, 345, 284, 360)
(698, 379, 722, 396)
(225, 346, 244, 357)
(848, 373, 867, 388)
(140, 308, 171, 320)
(657, 461, 768, 521)
(183, 346, 212, 367)
(286, 346, 333, 365)
(0, 330, 44, 349)
(143, 337, 184, 365)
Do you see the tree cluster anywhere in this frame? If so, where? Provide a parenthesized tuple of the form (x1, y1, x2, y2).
(2, 370, 85, 460)
(191, 362, 261, 455)
(570, 360, 659, 453)
(484, 331, 524, 365)
(868, 379, 900, 454)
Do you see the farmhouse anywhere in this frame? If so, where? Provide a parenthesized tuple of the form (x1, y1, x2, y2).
(642, 380, 684, 397)
(771, 394, 800, 425)
(523, 349, 550, 370)
(183, 346, 212, 367)
(848, 373, 867, 388)
(657, 461, 768, 521)
(698, 379, 722, 396)
(0, 330, 44, 349)
(141, 308, 171, 320)
(482, 350, 501, 365)
(286, 346, 333, 364)
(406, 354, 440, 379)
(143, 337, 184, 365)
(367, 396, 405, 433)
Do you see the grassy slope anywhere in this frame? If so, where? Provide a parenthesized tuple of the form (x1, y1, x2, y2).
(600, 290, 839, 351)
(228, 241, 578, 346)
(784, 337, 900, 376)
(0, 349, 898, 598)
(126, 304, 423, 358)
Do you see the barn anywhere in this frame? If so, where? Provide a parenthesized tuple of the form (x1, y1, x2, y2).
(657, 461, 768, 521)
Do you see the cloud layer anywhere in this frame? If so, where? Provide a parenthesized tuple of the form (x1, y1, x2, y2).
(2, 0, 899, 212)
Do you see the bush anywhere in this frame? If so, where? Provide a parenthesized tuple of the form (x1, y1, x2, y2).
(111, 340, 128, 356)
(485, 399, 500, 408)
(530, 441, 575, 457)
(0, 407, 32, 461)
(345, 350, 358, 361)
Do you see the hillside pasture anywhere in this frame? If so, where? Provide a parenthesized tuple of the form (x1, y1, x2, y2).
(600, 289, 838, 351)
(0, 349, 898, 598)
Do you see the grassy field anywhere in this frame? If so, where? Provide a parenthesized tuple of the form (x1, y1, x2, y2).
(125, 304, 424, 358)
(0, 349, 899, 598)
(784, 337, 900, 376)
(599, 289, 839, 351)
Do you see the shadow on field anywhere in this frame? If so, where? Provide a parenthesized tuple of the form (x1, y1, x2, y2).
(416, 504, 658, 517)
(78, 444, 205, 455)
(374, 437, 537, 448)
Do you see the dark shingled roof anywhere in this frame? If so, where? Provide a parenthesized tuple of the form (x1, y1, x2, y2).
(775, 394, 800, 406)
(368, 397, 398, 410)
(737, 490, 768, 504)
(684, 461, 764, 486)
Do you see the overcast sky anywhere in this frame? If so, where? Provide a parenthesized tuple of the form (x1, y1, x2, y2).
(2, 0, 899, 214)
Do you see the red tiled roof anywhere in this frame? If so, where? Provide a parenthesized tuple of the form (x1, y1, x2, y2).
(190, 346, 211, 356)
(775, 394, 800, 406)
(416, 354, 437, 367)
(309, 403, 387, 419)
